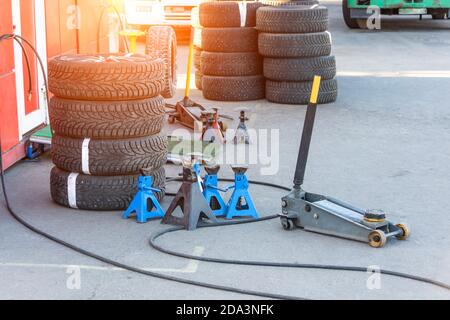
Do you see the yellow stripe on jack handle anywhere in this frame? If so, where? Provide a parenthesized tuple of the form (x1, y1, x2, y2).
(310, 76, 322, 104)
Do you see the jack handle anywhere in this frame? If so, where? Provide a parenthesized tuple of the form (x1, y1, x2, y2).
(293, 76, 322, 190)
(184, 27, 195, 100)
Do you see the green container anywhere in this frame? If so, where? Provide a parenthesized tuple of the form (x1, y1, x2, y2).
(343, 0, 450, 28)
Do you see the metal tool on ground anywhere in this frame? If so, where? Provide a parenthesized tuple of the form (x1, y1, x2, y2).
(233, 111, 251, 145)
(123, 169, 165, 223)
(280, 76, 410, 248)
(201, 108, 226, 144)
(203, 164, 228, 217)
(162, 157, 218, 230)
(166, 28, 232, 132)
(166, 27, 206, 132)
(226, 166, 259, 220)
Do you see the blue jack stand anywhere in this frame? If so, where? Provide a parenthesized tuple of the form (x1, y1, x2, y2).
(123, 175, 165, 224)
(204, 165, 228, 217)
(226, 166, 259, 220)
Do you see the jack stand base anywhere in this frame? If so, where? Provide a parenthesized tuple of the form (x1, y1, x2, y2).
(204, 165, 228, 217)
(162, 167, 218, 230)
(123, 176, 165, 224)
(226, 166, 259, 220)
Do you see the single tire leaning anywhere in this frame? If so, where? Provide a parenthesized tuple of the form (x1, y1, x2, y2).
(50, 167, 166, 211)
(202, 27, 258, 53)
(196, 71, 203, 90)
(201, 52, 262, 76)
(146, 26, 178, 99)
(48, 96, 165, 139)
(202, 75, 265, 101)
(259, 32, 332, 58)
(266, 79, 338, 105)
(48, 54, 164, 101)
(256, 5, 328, 33)
(264, 56, 336, 81)
(261, 0, 319, 6)
(52, 134, 168, 176)
(199, 1, 263, 28)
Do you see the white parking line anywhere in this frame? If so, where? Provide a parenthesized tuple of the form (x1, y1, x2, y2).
(0, 246, 205, 274)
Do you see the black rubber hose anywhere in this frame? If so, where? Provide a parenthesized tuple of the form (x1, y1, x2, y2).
(0, 34, 32, 98)
(157, 178, 450, 293)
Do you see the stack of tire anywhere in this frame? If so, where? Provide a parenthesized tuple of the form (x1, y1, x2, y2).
(199, 1, 265, 101)
(47, 53, 169, 211)
(257, 3, 338, 105)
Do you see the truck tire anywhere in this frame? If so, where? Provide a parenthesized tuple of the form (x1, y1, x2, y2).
(199, 1, 263, 28)
(342, 0, 360, 29)
(266, 78, 337, 105)
(202, 75, 265, 101)
(196, 71, 203, 90)
(264, 56, 336, 81)
(49, 96, 165, 139)
(50, 167, 166, 211)
(52, 134, 168, 176)
(202, 27, 258, 53)
(259, 32, 332, 58)
(48, 54, 164, 101)
(146, 26, 178, 99)
(201, 52, 262, 76)
(256, 5, 328, 33)
(261, 0, 319, 6)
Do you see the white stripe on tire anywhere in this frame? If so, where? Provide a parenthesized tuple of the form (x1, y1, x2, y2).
(81, 138, 91, 175)
(67, 173, 79, 209)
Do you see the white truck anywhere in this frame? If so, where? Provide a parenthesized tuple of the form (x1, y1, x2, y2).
(124, 0, 201, 29)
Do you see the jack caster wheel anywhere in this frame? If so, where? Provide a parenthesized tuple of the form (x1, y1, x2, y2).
(395, 223, 410, 240)
(368, 230, 387, 248)
(281, 218, 295, 231)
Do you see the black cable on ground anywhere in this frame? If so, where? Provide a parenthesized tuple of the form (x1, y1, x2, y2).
(158, 177, 450, 293)
(0, 158, 302, 300)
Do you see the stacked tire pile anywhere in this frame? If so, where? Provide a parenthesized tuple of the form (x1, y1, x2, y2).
(199, 1, 265, 101)
(48, 54, 168, 211)
(257, 3, 338, 105)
